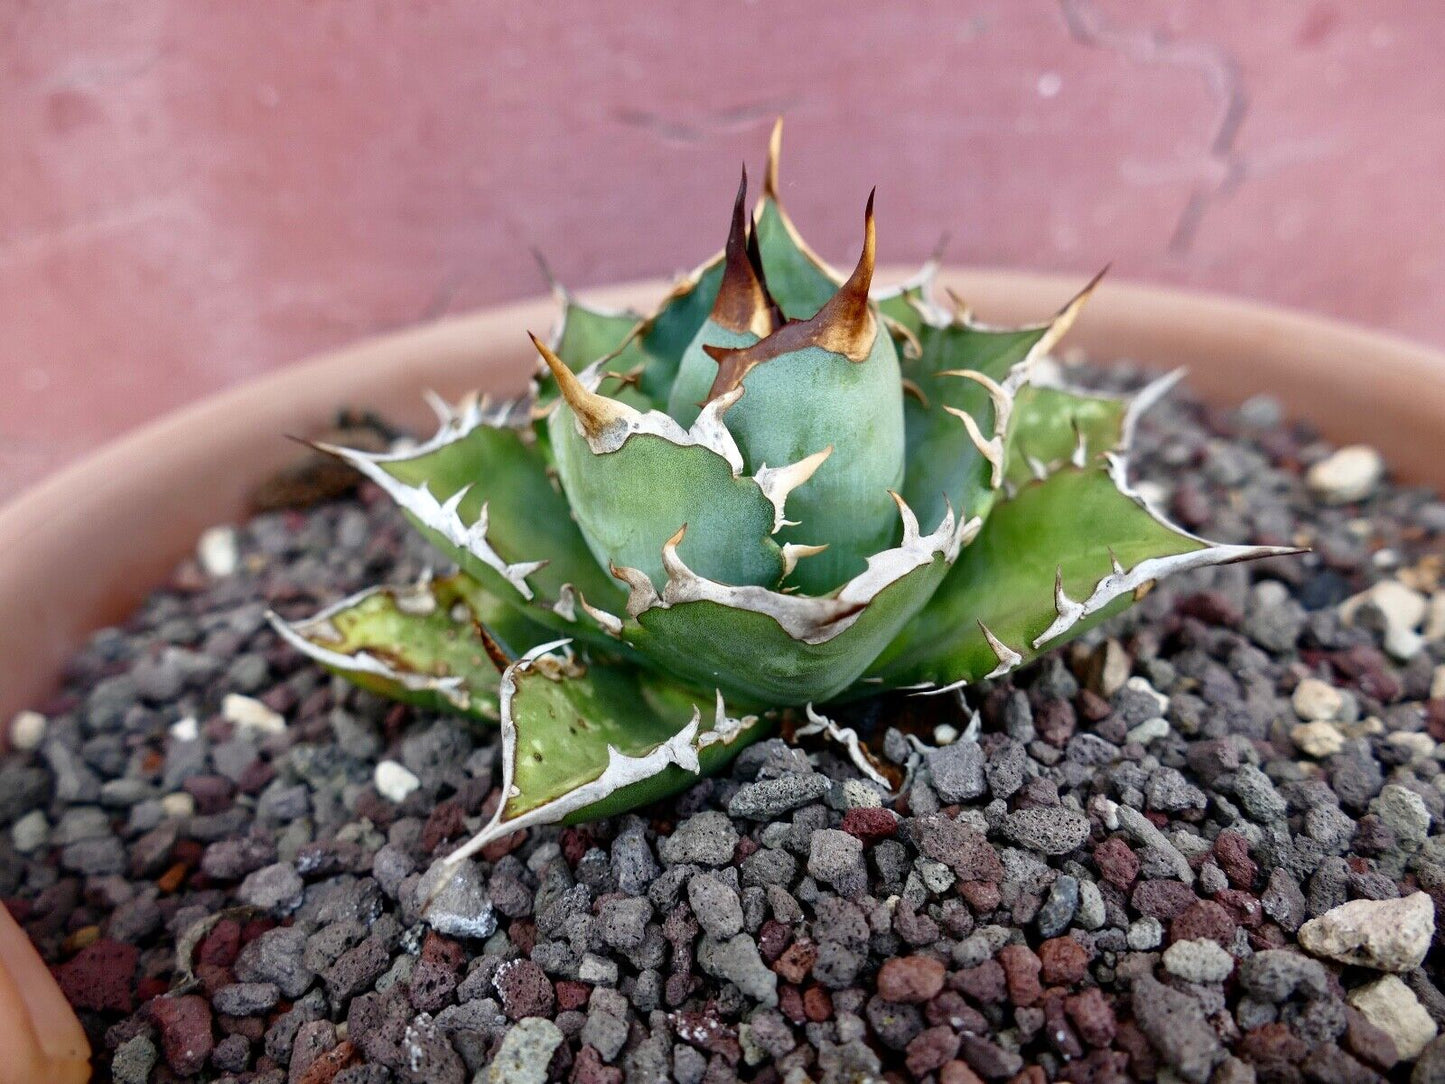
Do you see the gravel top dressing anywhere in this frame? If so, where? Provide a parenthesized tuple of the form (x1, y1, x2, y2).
(4, 364, 1445, 1084)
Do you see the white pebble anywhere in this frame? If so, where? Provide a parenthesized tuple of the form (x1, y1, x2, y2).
(1291, 721, 1344, 758)
(161, 792, 196, 818)
(1342, 580, 1429, 660)
(169, 716, 199, 742)
(375, 760, 421, 803)
(1293, 678, 1344, 722)
(1127, 917, 1163, 951)
(197, 524, 240, 577)
(1386, 731, 1435, 764)
(8, 710, 45, 751)
(1307, 445, 1384, 504)
(222, 693, 286, 735)
(1125, 675, 1170, 714)
(1432, 665, 1445, 702)
(932, 723, 959, 745)
(10, 810, 48, 854)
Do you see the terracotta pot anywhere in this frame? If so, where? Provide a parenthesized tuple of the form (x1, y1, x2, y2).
(1, 270, 1443, 1080)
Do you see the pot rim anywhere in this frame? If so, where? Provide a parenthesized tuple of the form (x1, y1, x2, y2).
(2, 267, 1443, 724)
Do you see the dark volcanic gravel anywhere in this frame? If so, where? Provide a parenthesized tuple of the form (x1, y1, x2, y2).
(4, 365, 1445, 1083)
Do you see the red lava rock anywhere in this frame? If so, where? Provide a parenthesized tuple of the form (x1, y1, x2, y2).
(420, 930, 463, 969)
(559, 826, 593, 866)
(149, 994, 214, 1075)
(772, 938, 817, 984)
(877, 955, 947, 1003)
(1035, 699, 1076, 747)
(1011, 1066, 1048, 1084)
(183, 773, 235, 814)
(555, 980, 591, 1011)
(906, 1024, 962, 1076)
(1426, 698, 1445, 743)
(1130, 879, 1198, 920)
(958, 880, 1002, 912)
(1037, 937, 1090, 986)
(1042, 993, 1085, 1059)
(927, 991, 988, 1034)
(572, 1044, 624, 1084)
(56, 937, 138, 1012)
(997, 944, 1043, 1007)
(802, 985, 833, 1022)
(1178, 591, 1242, 626)
(757, 919, 790, 963)
(841, 806, 898, 845)
(1238, 1022, 1310, 1078)
(509, 919, 537, 955)
(297, 1040, 358, 1084)
(940, 1062, 987, 1084)
(1064, 986, 1117, 1047)
(196, 919, 242, 968)
(1214, 888, 1263, 928)
(670, 1011, 741, 1063)
(779, 983, 806, 1024)
(734, 836, 760, 862)
(136, 975, 170, 1003)
(1170, 899, 1237, 945)
(1092, 837, 1140, 890)
(419, 800, 466, 852)
(1076, 688, 1112, 721)
(1332, 646, 1403, 702)
(480, 829, 527, 862)
(955, 959, 1007, 1004)
(494, 957, 554, 1020)
(1344, 1005, 1399, 1071)
(1211, 830, 1258, 889)
(1114, 1020, 1157, 1080)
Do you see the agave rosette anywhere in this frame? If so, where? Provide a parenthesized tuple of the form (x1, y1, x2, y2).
(274, 123, 1292, 857)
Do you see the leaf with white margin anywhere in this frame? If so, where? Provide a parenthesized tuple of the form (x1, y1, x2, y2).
(865, 465, 1298, 693)
(445, 642, 769, 859)
(543, 351, 828, 592)
(1005, 370, 1183, 488)
(317, 393, 628, 646)
(612, 496, 980, 705)
(268, 573, 554, 724)
(898, 275, 1100, 534)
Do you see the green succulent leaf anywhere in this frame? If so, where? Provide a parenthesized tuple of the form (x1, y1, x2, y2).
(1005, 371, 1182, 488)
(319, 398, 627, 645)
(452, 642, 769, 854)
(868, 465, 1294, 692)
(614, 502, 975, 704)
(267, 573, 552, 724)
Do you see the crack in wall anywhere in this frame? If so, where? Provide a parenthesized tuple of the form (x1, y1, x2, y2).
(1058, 0, 1249, 255)
(612, 98, 802, 145)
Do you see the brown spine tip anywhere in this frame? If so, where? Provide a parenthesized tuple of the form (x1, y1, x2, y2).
(764, 117, 784, 199)
(528, 331, 620, 437)
(700, 190, 881, 403)
(711, 167, 779, 337)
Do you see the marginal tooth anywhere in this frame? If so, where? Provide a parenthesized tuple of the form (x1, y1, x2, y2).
(941, 368, 1011, 424)
(797, 705, 892, 789)
(1121, 367, 1186, 449)
(441, 484, 473, 524)
(608, 562, 659, 618)
(529, 331, 629, 438)
(754, 446, 833, 532)
(1071, 417, 1089, 467)
(422, 388, 454, 426)
(888, 490, 922, 546)
(1054, 567, 1085, 625)
(944, 287, 974, 322)
(944, 406, 1005, 488)
(781, 542, 829, 577)
(689, 387, 747, 475)
(1033, 265, 1107, 359)
(576, 592, 623, 637)
(1109, 548, 1126, 576)
(977, 622, 1023, 680)
(1028, 453, 1048, 481)
(882, 315, 921, 358)
(900, 378, 930, 408)
(551, 584, 577, 622)
(660, 525, 690, 582)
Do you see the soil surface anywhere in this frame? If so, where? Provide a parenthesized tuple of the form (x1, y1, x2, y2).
(3, 365, 1445, 1083)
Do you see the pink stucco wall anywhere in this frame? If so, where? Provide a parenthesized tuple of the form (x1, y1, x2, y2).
(3, 1, 1443, 498)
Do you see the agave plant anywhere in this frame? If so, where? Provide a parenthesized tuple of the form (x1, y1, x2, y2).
(273, 123, 1290, 860)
